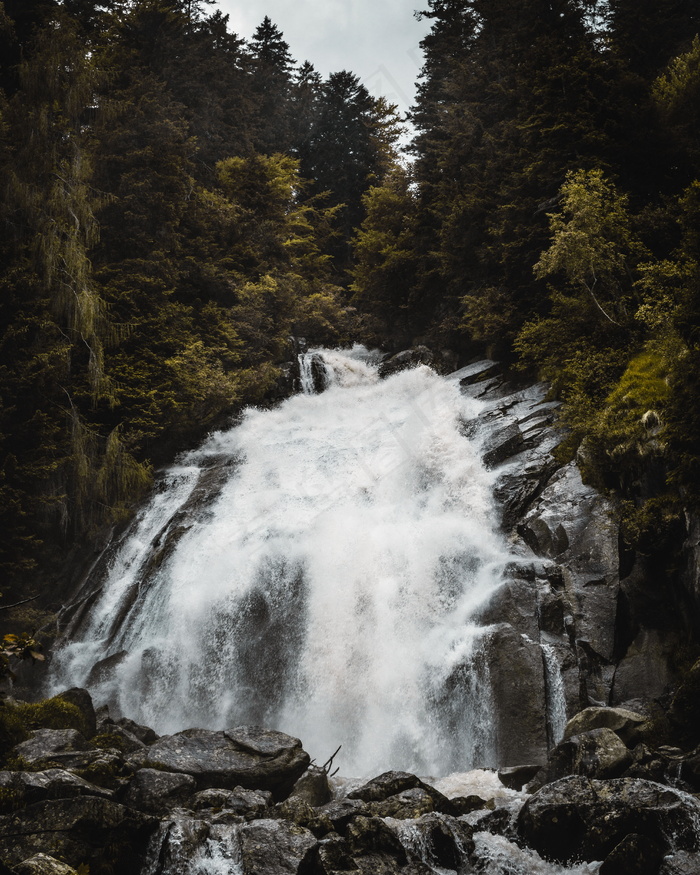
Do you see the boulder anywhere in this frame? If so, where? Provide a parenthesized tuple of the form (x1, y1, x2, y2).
(345, 816, 407, 863)
(448, 794, 493, 815)
(12, 729, 89, 765)
(564, 706, 646, 745)
(273, 796, 333, 837)
(0, 768, 113, 810)
(0, 797, 157, 870)
(318, 798, 368, 833)
(129, 726, 310, 800)
(378, 347, 435, 378)
(122, 767, 196, 814)
(599, 832, 665, 875)
(392, 813, 474, 871)
(531, 728, 633, 789)
(192, 786, 272, 818)
(517, 776, 700, 864)
(347, 771, 451, 815)
(291, 765, 331, 807)
(115, 716, 158, 745)
(497, 764, 541, 791)
(14, 855, 78, 875)
(238, 818, 317, 874)
(348, 771, 420, 802)
(482, 421, 525, 469)
(366, 787, 437, 820)
(312, 834, 360, 874)
(92, 722, 146, 754)
(50, 689, 96, 738)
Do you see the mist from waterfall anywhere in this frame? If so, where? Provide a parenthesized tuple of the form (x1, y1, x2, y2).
(49, 346, 512, 777)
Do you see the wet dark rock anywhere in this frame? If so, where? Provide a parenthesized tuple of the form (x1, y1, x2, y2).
(85, 651, 128, 687)
(148, 817, 212, 872)
(498, 764, 541, 791)
(0, 797, 157, 871)
(128, 726, 310, 800)
(348, 772, 427, 804)
(346, 816, 407, 864)
(93, 721, 146, 754)
(12, 729, 89, 765)
(396, 813, 474, 870)
(445, 793, 492, 815)
(378, 346, 435, 378)
(482, 421, 525, 468)
(517, 776, 700, 864)
(484, 625, 549, 767)
(273, 795, 334, 836)
(0, 768, 113, 809)
(312, 833, 359, 873)
(14, 855, 78, 875)
(599, 832, 666, 875)
(456, 360, 501, 387)
(564, 706, 646, 746)
(292, 765, 332, 807)
(192, 786, 272, 817)
(531, 728, 633, 790)
(238, 818, 317, 874)
(367, 787, 437, 820)
(115, 715, 158, 745)
(318, 798, 368, 833)
(122, 767, 196, 814)
(469, 807, 512, 836)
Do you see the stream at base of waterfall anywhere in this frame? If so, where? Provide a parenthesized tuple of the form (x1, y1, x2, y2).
(47, 346, 606, 874)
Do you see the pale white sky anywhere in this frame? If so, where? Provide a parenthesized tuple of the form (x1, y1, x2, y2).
(214, 1, 430, 120)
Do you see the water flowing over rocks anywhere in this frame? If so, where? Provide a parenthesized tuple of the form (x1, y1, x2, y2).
(6, 345, 700, 872)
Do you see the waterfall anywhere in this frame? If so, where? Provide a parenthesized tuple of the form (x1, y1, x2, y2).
(49, 346, 511, 776)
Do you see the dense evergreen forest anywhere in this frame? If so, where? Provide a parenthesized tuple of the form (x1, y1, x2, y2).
(1, 0, 700, 660)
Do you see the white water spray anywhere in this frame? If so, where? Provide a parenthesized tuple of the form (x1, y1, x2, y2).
(49, 348, 511, 776)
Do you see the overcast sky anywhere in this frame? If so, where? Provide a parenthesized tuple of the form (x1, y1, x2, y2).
(214, 1, 431, 122)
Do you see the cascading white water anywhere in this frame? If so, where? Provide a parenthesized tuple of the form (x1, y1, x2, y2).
(49, 346, 510, 776)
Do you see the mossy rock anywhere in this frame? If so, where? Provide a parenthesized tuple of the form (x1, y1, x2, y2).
(16, 697, 93, 739)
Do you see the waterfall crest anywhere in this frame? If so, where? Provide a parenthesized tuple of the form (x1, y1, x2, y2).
(49, 347, 511, 776)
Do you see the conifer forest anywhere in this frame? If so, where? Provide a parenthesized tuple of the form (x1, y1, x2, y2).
(0, 0, 699, 682)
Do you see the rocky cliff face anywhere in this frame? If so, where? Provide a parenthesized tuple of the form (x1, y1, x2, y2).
(453, 358, 697, 767)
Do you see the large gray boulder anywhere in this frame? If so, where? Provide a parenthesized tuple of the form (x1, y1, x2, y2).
(0, 769, 113, 809)
(12, 729, 89, 765)
(530, 728, 633, 790)
(291, 765, 331, 807)
(564, 706, 646, 745)
(238, 818, 317, 874)
(517, 776, 700, 864)
(121, 767, 196, 814)
(192, 786, 272, 818)
(129, 726, 310, 800)
(0, 797, 157, 871)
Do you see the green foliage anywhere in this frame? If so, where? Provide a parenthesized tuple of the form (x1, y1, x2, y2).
(15, 695, 92, 737)
(533, 168, 642, 326)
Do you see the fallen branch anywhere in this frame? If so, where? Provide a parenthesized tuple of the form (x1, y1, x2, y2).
(0, 594, 40, 613)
